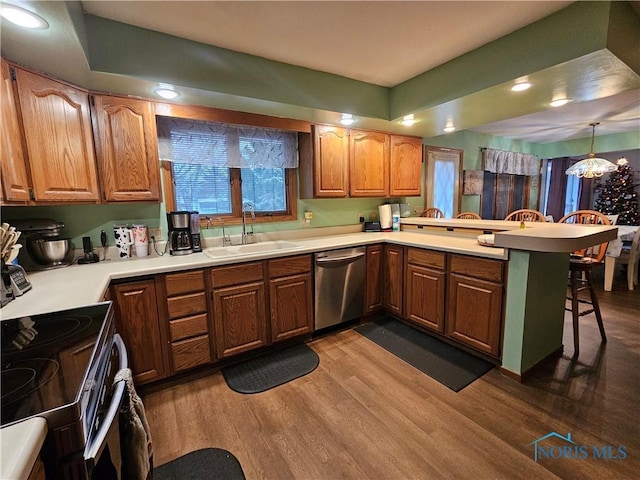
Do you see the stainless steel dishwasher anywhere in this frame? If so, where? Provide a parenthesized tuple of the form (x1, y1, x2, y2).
(314, 246, 366, 330)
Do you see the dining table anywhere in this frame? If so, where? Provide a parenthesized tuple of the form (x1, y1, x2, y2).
(604, 225, 639, 291)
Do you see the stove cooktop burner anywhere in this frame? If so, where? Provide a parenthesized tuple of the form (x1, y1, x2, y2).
(2, 314, 93, 353)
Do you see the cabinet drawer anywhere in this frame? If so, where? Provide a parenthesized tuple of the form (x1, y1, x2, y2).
(169, 313, 208, 342)
(165, 270, 205, 296)
(269, 254, 312, 278)
(407, 248, 446, 270)
(171, 335, 212, 372)
(211, 262, 264, 287)
(450, 255, 504, 283)
(167, 292, 207, 319)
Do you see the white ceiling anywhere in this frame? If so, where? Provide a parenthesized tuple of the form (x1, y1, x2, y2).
(80, 0, 640, 144)
(82, 1, 573, 88)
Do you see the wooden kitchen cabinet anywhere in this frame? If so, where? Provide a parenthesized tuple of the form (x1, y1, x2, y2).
(349, 129, 389, 197)
(405, 248, 446, 333)
(299, 124, 349, 198)
(13, 66, 100, 202)
(446, 255, 504, 357)
(211, 262, 268, 359)
(110, 279, 167, 384)
(269, 255, 313, 342)
(383, 244, 404, 317)
(390, 135, 422, 196)
(92, 95, 161, 202)
(0, 59, 30, 204)
(162, 270, 213, 373)
(365, 244, 384, 313)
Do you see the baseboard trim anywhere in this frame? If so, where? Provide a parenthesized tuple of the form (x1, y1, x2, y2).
(499, 346, 564, 382)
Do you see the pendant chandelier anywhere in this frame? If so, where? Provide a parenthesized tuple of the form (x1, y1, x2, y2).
(565, 122, 617, 178)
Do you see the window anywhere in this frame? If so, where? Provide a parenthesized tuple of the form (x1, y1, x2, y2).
(158, 116, 298, 223)
(425, 146, 462, 218)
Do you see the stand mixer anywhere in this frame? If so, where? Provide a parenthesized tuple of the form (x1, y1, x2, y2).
(11, 218, 74, 270)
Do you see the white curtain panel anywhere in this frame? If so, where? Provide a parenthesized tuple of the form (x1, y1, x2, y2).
(483, 148, 539, 176)
(157, 116, 298, 168)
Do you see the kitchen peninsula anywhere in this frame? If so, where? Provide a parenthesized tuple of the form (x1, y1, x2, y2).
(3, 220, 616, 379)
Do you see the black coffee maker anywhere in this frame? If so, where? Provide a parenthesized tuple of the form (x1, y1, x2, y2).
(167, 211, 201, 255)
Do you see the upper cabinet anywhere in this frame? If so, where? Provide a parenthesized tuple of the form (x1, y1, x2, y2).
(349, 130, 389, 197)
(390, 135, 422, 196)
(300, 125, 422, 199)
(0, 60, 30, 203)
(92, 95, 161, 202)
(14, 66, 100, 203)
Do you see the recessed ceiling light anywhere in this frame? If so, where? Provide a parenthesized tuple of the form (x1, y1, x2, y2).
(1, 4, 49, 29)
(339, 113, 356, 126)
(443, 125, 456, 133)
(511, 81, 531, 92)
(154, 87, 180, 99)
(550, 98, 571, 107)
(400, 114, 417, 126)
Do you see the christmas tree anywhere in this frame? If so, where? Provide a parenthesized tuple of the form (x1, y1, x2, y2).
(594, 158, 640, 225)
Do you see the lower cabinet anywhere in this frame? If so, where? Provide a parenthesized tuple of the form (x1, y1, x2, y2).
(405, 248, 446, 333)
(269, 255, 313, 342)
(365, 244, 384, 313)
(446, 255, 504, 357)
(163, 270, 213, 372)
(110, 279, 166, 385)
(384, 244, 404, 316)
(211, 262, 268, 359)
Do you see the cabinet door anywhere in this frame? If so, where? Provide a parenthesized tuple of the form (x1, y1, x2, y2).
(270, 273, 313, 342)
(365, 244, 383, 312)
(111, 280, 166, 384)
(0, 61, 30, 203)
(314, 124, 349, 197)
(446, 273, 502, 356)
(349, 130, 389, 197)
(406, 264, 445, 332)
(14, 68, 99, 202)
(390, 135, 422, 196)
(384, 244, 404, 316)
(92, 95, 161, 202)
(213, 282, 267, 358)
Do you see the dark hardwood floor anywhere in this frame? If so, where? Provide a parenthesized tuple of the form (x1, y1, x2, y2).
(143, 274, 639, 479)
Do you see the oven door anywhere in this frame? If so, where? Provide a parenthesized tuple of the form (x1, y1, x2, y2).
(84, 334, 128, 480)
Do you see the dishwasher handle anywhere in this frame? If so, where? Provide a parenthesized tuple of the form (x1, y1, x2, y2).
(315, 252, 365, 268)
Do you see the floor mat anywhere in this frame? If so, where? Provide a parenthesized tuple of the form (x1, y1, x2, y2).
(154, 448, 245, 480)
(355, 317, 494, 392)
(222, 343, 319, 394)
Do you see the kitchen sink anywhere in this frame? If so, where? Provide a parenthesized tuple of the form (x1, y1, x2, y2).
(204, 240, 302, 259)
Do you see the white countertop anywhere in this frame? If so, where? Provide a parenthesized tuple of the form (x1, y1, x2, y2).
(0, 417, 47, 480)
(0, 231, 507, 320)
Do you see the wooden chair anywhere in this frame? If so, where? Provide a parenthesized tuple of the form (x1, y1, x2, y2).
(558, 210, 611, 356)
(504, 209, 546, 222)
(455, 212, 481, 219)
(420, 207, 444, 218)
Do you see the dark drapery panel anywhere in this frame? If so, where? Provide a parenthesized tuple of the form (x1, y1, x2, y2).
(546, 157, 571, 221)
(578, 177, 593, 210)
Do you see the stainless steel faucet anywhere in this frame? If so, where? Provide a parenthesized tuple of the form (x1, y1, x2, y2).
(220, 219, 232, 247)
(241, 202, 255, 245)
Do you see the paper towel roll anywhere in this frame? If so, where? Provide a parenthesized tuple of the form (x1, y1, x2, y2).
(378, 204, 392, 230)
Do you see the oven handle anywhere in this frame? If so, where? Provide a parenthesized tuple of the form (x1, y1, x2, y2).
(84, 334, 128, 463)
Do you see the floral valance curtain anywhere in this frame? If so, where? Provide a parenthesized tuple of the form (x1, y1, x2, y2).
(482, 148, 539, 176)
(157, 116, 298, 168)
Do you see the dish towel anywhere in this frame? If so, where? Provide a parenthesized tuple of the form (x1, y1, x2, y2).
(114, 368, 153, 480)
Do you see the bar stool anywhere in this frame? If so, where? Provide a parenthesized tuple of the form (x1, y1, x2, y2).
(559, 210, 611, 356)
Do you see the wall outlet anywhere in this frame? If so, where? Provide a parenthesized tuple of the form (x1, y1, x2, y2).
(358, 212, 365, 223)
(149, 227, 163, 241)
(414, 206, 424, 215)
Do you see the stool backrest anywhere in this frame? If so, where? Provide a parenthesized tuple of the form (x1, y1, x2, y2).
(504, 209, 546, 222)
(559, 210, 611, 263)
(455, 212, 481, 219)
(421, 207, 444, 218)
